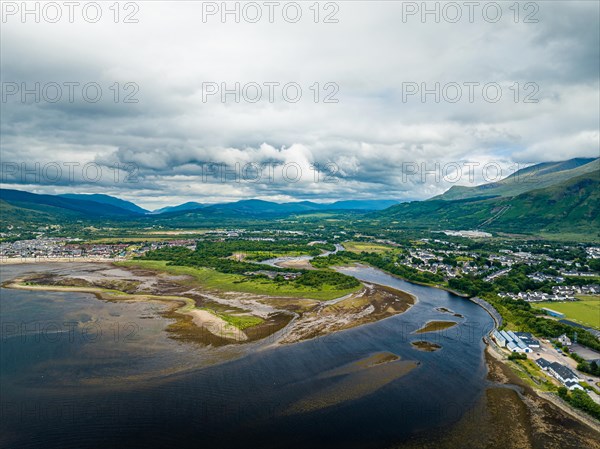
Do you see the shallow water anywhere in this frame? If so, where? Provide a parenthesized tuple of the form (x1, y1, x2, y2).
(1, 263, 494, 449)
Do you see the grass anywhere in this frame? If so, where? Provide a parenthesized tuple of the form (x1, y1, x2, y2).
(531, 296, 600, 330)
(343, 241, 396, 254)
(537, 232, 600, 243)
(580, 382, 600, 395)
(117, 260, 361, 301)
(509, 358, 557, 392)
(202, 308, 264, 330)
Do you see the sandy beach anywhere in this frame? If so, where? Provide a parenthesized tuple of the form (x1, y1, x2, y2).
(189, 309, 248, 341)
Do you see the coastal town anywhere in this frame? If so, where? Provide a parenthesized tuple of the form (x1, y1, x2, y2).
(2, 230, 599, 402)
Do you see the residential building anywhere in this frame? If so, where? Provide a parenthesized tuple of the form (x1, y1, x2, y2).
(558, 334, 572, 346)
(548, 362, 579, 384)
(535, 358, 552, 371)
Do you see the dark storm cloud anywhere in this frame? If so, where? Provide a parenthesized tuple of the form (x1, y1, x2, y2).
(1, 1, 598, 209)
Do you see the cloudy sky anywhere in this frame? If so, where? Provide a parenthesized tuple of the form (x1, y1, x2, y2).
(1, 1, 598, 210)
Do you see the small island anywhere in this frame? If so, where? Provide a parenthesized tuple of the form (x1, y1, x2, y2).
(411, 341, 442, 352)
(414, 320, 458, 334)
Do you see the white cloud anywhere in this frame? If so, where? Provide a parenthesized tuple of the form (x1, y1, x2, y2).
(1, 1, 598, 208)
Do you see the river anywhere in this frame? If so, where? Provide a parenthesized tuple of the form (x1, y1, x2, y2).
(0, 261, 494, 449)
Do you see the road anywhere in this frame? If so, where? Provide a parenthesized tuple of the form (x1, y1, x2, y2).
(531, 339, 600, 396)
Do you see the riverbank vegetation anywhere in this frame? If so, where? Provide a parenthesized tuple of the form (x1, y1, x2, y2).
(558, 387, 600, 420)
(201, 308, 264, 330)
(120, 260, 360, 301)
(312, 250, 445, 285)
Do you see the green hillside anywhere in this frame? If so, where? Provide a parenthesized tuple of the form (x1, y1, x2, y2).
(374, 171, 600, 237)
(0, 199, 80, 229)
(59, 193, 149, 214)
(434, 157, 598, 201)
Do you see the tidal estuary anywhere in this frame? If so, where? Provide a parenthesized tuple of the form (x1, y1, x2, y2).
(0, 262, 548, 448)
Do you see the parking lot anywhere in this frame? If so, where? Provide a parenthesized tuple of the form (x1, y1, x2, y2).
(532, 339, 600, 386)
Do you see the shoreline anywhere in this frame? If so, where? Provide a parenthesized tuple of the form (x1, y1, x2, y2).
(2, 263, 418, 347)
(4, 262, 597, 440)
(336, 262, 470, 297)
(485, 339, 600, 434)
(339, 261, 598, 432)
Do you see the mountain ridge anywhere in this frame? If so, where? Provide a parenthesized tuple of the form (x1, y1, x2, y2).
(374, 170, 600, 235)
(432, 157, 599, 202)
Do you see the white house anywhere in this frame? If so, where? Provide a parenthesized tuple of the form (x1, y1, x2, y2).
(548, 362, 579, 384)
(564, 380, 585, 391)
(558, 334, 572, 346)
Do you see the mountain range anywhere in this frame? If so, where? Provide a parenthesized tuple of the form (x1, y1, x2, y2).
(373, 158, 599, 235)
(0, 190, 399, 223)
(1, 157, 598, 237)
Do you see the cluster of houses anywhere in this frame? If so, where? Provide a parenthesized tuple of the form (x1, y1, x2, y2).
(586, 247, 600, 259)
(498, 291, 577, 303)
(560, 271, 599, 277)
(0, 238, 75, 259)
(527, 272, 565, 283)
(0, 238, 132, 260)
(0, 237, 199, 260)
(553, 284, 600, 296)
(499, 284, 600, 303)
(484, 268, 511, 282)
(402, 249, 485, 278)
(492, 330, 540, 353)
(535, 358, 584, 391)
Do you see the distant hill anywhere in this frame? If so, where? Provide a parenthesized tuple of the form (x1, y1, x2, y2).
(433, 157, 599, 201)
(0, 198, 80, 229)
(373, 170, 600, 235)
(0, 189, 143, 227)
(0, 189, 400, 228)
(152, 202, 205, 214)
(203, 199, 317, 215)
(59, 193, 149, 214)
(153, 199, 399, 215)
(325, 200, 399, 210)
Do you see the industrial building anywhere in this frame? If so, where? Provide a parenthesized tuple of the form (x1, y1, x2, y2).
(536, 359, 583, 390)
(535, 358, 552, 370)
(542, 308, 565, 318)
(515, 332, 540, 348)
(547, 362, 580, 387)
(491, 329, 535, 353)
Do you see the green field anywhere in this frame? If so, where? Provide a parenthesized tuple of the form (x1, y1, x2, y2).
(117, 260, 360, 301)
(202, 309, 264, 330)
(532, 296, 600, 330)
(343, 241, 397, 254)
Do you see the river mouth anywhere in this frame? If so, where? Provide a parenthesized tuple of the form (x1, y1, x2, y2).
(6, 263, 416, 348)
(1, 262, 497, 448)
